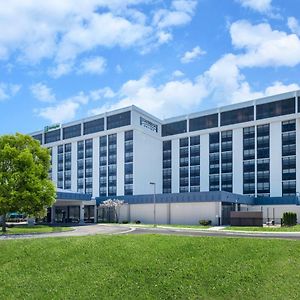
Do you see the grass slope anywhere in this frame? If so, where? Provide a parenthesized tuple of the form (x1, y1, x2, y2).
(1, 235, 300, 299)
(0, 225, 72, 235)
(225, 225, 300, 232)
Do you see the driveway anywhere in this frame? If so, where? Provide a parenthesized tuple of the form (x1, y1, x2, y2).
(0, 224, 134, 240)
(1, 224, 300, 240)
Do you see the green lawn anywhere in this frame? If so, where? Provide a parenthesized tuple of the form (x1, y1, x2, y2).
(1, 235, 300, 299)
(0, 225, 72, 235)
(225, 225, 300, 232)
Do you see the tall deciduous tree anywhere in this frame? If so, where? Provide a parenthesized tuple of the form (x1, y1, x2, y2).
(0, 133, 56, 232)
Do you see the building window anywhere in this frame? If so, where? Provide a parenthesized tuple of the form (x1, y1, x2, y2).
(189, 114, 218, 132)
(243, 126, 255, 195)
(32, 134, 43, 144)
(124, 130, 133, 195)
(221, 130, 232, 192)
(189, 136, 200, 192)
(282, 120, 296, 196)
(45, 129, 61, 144)
(256, 98, 295, 120)
(84, 118, 104, 135)
(99, 136, 107, 196)
(163, 141, 172, 193)
(108, 134, 117, 196)
(107, 111, 131, 130)
(257, 124, 270, 197)
(209, 132, 220, 191)
(162, 120, 187, 137)
(63, 124, 81, 140)
(221, 106, 254, 126)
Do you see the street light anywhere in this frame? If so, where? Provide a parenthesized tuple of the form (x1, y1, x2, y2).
(149, 182, 156, 227)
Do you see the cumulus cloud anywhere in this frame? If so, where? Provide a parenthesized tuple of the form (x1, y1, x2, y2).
(288, 17, 300, 36)
(35, 92, 89, 123)
(172, 70, 185, 77)
(88, 20, 300, 118)
(181, 46, 206, 63)
(237, 0, 272, 13)
(230, 20, 300, 67)
(0, 83, 21, 101)
(77, 56, 106, 75)
(153, 0, 197, 29)
(30, 83, 56, 103)
(0, 0, 196, 76)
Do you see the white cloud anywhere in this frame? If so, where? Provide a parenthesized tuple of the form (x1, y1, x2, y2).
(90, 87, 116, 101)
(36, 92, 89, 123)
(48, 62, 73, 78)
(288, 17, 300, 36)
(89, 71, 209, 118)
(0, 83, 21, 101)
(181, 46, 206, 63)
(30, 83, 56, 103)
(77, 56, 106, 75)
(153, 0, 197, 29)
(237, 0, 272, 13)
(156, 31, 173, 44)
(0, 0, 196, 73)
(230, 20, 300, 68)
(172, 70, 185, 77)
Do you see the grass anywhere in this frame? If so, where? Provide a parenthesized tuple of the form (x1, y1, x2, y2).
(225, 225, 300, 232)
(0, 225, 72, 235)
(1, 235, 300, 299)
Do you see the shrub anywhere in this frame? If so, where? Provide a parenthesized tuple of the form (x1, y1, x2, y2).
(135, 220, 141, 224)
(199, 220, 212, 226)
(122, 220, 129, 224)
(282, 212, 297, 226)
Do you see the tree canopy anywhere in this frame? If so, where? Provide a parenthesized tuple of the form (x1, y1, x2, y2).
(0, 133, 56, 231)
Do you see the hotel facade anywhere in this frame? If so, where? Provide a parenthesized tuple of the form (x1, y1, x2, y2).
(31, 90, 300, 225)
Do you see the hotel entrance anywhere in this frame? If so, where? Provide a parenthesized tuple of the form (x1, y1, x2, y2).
(54, 206, 80, 223)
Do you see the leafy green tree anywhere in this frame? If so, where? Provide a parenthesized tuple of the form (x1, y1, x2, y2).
(0, 133, 56, 232)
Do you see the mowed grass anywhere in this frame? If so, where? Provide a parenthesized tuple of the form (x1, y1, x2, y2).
(225, 225, 300, 232)
(0, 225, 72, 235)
(1, 235, 300, 299)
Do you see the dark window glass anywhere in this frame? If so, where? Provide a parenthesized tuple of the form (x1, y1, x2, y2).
(256, 98, 295, 120)
(221, 106, 254, 126)
(190, 135, 200, 145)
(125, 130, 133, 141)
(45, 129, 60, 144)
(32, 134, 43, 144)
(162, 120, 187, 137)
(282, 119, 296, 132)
(189, 113, 218, 132)
(63, 124, 81, 139)
(83, 118, 104, 135)
(107, 111, 131, 130)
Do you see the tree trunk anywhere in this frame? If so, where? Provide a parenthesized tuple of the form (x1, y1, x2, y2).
(1, 214, 7, 233)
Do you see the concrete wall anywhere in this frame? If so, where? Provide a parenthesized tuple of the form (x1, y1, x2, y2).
(119, 201, 220, 225)
(242, 204, 300, 223)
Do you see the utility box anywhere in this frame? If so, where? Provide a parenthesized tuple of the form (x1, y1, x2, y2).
(230, 211, 263, 226)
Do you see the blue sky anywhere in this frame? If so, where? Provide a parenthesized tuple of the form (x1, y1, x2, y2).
(0, 0, 300, 134)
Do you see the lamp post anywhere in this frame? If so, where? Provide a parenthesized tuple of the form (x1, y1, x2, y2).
(149, 182, 156, 227)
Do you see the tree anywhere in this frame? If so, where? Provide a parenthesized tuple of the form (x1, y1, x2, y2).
(0, 133, 56, 232)
(101, 199, 124, 223)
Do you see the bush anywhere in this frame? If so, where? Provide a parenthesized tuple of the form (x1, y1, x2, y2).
(122, 220, 129, 224)
(135, 220, 141, 224)
(282, 212, 297, 226)
(199, 220, 212, 226)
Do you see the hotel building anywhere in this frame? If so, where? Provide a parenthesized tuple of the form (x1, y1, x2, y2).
(31, 90, 300, 225)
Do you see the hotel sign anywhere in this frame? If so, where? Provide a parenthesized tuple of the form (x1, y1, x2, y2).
(140, 117, 158, 133)
(44, 124, 61, 133)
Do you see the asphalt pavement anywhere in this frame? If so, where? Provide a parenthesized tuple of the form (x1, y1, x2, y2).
(1, 224, 300, 240)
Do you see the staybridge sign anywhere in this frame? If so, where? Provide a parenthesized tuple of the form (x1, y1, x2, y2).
(140, 117, 158, 133)
(44, 124, 61, 133)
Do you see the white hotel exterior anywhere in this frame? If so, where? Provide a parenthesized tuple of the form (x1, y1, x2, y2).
(31, 90, 300, 225)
